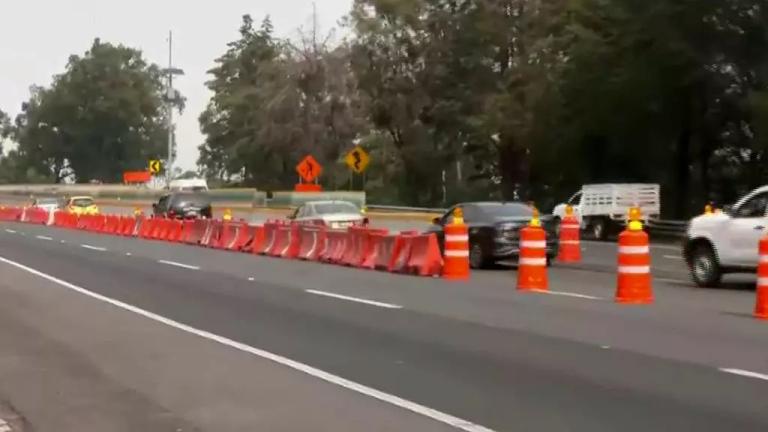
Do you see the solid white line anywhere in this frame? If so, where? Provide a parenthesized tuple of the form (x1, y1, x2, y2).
(36, 235, 53, 241)
(719, 368, 768, 382)
(80, 244, 107, 252)
(306, 289, 403, 309)
(158, 260, 199, 270)
(0, 255, 493, 432)
(663, 255, 683, 260)
(4, 229, 16, 234)
(531, 290, 602, 300)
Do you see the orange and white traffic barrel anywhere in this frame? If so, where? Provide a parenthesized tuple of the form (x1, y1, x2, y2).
(443, 208, 470, 280)
(517, 208, 548, 291)
(754, 235, 768, 320)
(557, 205, 581, 263)
(615, 206, 653, 304)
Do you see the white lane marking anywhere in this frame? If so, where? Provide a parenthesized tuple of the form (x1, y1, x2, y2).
(248, 277, 255, 281)
(0, 255, 494, 432)
(600, 345, 611, 349)
(530, 290, 602, 300)
(306, 290, 403, 309)
(60, 240, 66, 244)
(4, 229, 16, 234)
(719, 368, 768, 382)
(125, 252, 132, 256)
(36, 235, 53, 241)
(657, 278, 688, 285)
(80, 244, 107, 252)
(663, 255, 683, 260)
(158, 259, 199, 270)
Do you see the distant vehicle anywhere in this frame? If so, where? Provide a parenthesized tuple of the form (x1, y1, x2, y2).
(65, 196, 99, 216)
(153, 192, 212, 219)
(169, 178, 209, 192)
(288, 200, 365, 228)
(685, 186, 768, 287)
(31, 197, 61, 213)
(429, 202, 558, 269)
(552, 183, 661, 240)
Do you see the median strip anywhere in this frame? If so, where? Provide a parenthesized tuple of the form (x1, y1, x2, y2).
(80, 244, 107, 251)
(158, 259, 200, 270)
(305, 289, 403, 309)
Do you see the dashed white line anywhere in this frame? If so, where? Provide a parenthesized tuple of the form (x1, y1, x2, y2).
(248, 277, 255, 281)
(4, 229, 16, 234)
(158, 260, 199, 270)
(0, 255, 493, 432)
(80, 244, 107, 252)
(125, 252, 132, 256)
(720, 368, 768, 382)
(663, 255, 683, 260)
(530, 289, 603, 300)
(60, 240, 66, 243)
(305, 290, 403, 309)
(36, 235, 53, 241)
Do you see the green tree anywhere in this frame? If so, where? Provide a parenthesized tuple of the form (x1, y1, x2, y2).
(13, 39, 177, 183)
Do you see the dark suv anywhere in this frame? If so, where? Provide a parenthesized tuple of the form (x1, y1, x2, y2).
(152, 192, 212, 219)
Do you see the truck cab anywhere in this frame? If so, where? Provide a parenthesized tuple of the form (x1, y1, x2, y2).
(685, 186, 768, 287)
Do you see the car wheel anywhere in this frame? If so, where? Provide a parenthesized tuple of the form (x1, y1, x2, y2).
(469, 243, 486, 269)
(591, 219, 606, 241)
(689, 243, 722, 288)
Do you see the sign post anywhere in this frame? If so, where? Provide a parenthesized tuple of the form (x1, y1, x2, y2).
(295, 155, 323, 192)
(344, 146, 370, 190)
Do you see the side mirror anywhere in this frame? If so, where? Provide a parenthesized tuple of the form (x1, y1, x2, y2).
(432, 217, 441, 225)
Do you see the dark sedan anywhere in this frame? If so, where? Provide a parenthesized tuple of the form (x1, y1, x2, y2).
(429, 202, 558, 268)
(152, 192, 213, 219)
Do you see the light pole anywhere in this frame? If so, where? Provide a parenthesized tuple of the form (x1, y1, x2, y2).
(161, 30, 184, 187)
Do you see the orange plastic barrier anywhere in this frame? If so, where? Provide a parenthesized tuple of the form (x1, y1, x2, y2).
(229, 224, 255, 251)
(184, 219, 210, 245)
(755, 235, 768, 320)
(390, 233, 417, 273)
(277, 224, 300, 258)
(138, 217, 155, 238)
(0, 207, 23, 221)
(247, 225, 266, 254)
(404, 233, 443, 277)
(615, 224, 653, 304)
(320, 230, 348, 263)
(23, 208, 49, 225)
(215, 222, 239, 250)
(257, 222, 279, 255)
(517, 224, 548, 291)
(201, 220, 223, 247)
(370, 234, 397, 271)
(166, 219, 184, 242)
(297, 225, 326, 261)
(557, 210, 581, 263)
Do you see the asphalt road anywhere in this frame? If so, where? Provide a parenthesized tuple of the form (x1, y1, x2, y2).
(0, 221, 767, 431)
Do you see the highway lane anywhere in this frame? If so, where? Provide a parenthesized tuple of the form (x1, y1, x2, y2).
(1, 222, 767, 431)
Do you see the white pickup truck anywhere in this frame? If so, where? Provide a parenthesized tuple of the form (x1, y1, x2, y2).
(552, 184, 661, 240)
(685, 185, 768, 287)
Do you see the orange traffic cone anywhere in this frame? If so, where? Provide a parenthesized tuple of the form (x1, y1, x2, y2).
(443, 208, 470, 280)
(557, 205, 581, 263)
(517, 208, 548, 291)
(754, 235, 768, 320)
(615, 206, 653, 304)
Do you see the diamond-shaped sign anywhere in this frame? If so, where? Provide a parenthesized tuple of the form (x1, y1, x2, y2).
(344, 146, 370, 174)
(149, 159, 162, 174)
(296, 155, 322, 183)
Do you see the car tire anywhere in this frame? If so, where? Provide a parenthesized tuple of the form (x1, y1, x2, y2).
(689, 243, 722, 288)
(469, 243, 487, 269)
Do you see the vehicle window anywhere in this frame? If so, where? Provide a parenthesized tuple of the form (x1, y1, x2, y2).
(734, 193, 768, 218)
(295, 205, 308, 218)
(71, 198, 94, 207)
(289, 206, 301, 219)
(314, 202, 359, 214)
(442, 205, 462, 225)
(477, 203, 534, 218)
(568, 192, 582, 205)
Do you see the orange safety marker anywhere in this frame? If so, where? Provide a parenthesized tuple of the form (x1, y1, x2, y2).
(557, 205, 581, 263)
(223, 208, 233, 222)
(443, 208, 470, 280)
(517, 207, 548, 291)
(615, 206, 653, 304)
(754, 235, 768, 320)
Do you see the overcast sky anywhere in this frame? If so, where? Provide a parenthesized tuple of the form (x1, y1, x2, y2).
(0, 0, 352, 170)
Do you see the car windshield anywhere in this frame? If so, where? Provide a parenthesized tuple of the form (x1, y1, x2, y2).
(71, 198, 94, 207)
(35, 198, 59, 205)
(477, 203, 533, 218)
(314, 202, 359, 214)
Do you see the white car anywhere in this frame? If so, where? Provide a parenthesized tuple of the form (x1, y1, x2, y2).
(288, 200, 365, 229)
(684, 185, 768, 287)
(31, 197, 62, 213)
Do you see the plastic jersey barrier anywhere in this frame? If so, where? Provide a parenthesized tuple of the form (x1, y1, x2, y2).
(297, 225, 327, 261)
(404, 233, 443, 277)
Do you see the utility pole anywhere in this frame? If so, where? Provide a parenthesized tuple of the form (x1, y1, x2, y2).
(162, 31, 184, 187)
